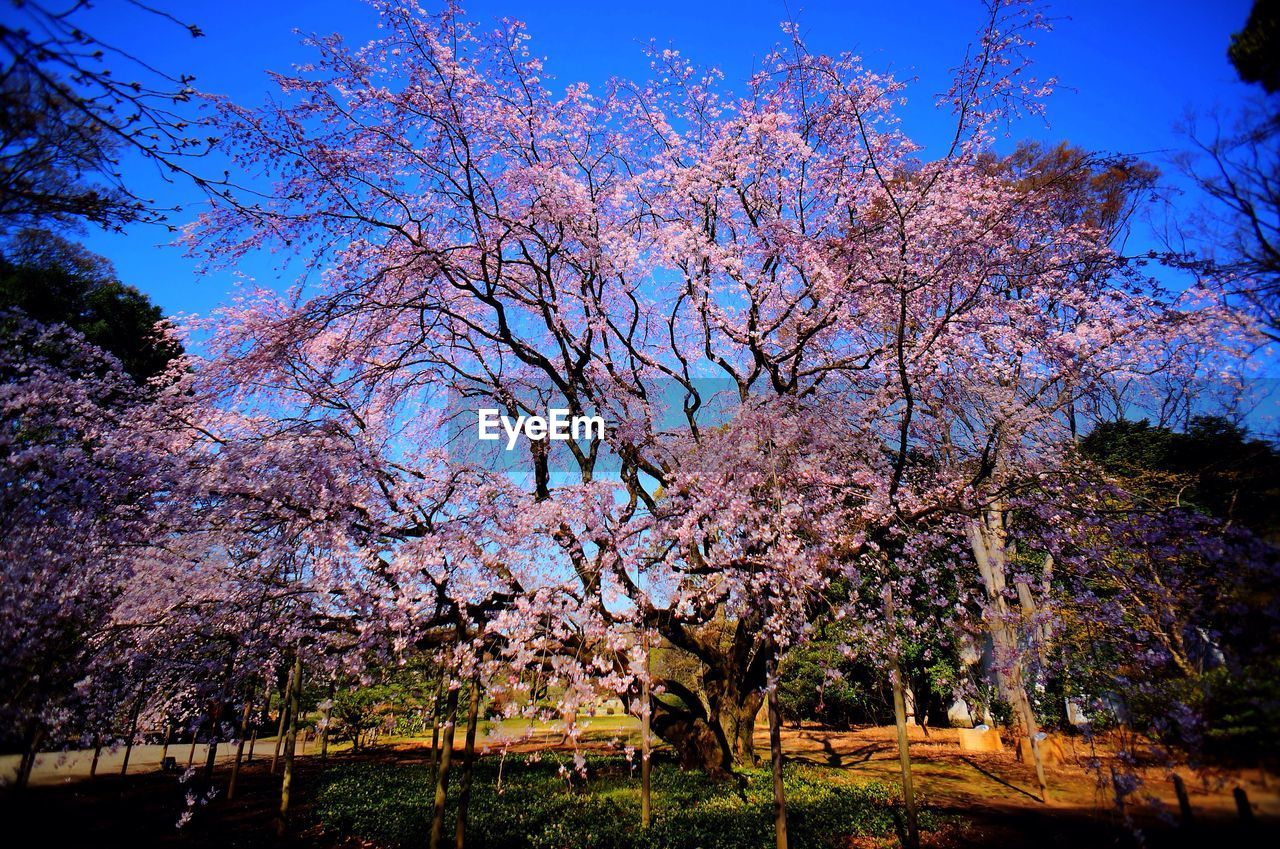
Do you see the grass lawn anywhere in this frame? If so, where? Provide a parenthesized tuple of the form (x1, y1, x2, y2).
(314, 752, 932, 849)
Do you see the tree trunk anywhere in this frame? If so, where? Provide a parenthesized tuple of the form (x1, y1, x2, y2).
(16, 726, 45, 789)
(428, 684, 461, 849)
(650, 703, 731, 774)
(766, 657, 788, 849)
(454, 672, 482, 849)
(271, 660, 297, 775)
(228, 690, 256, 800)
(968, 510, 1049, 802)
(645, 612, 772, 776)
(737, 691, 764, 765)
(276, 651, 303, 840)
(89, 738, 102, 779)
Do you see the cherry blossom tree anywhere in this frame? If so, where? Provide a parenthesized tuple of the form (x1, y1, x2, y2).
(0, 314, 185, 785)
(1, 7, 1268, 849)
(178, 2, 1258, 802)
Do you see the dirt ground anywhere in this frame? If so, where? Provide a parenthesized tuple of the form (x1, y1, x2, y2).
(0, 724, 1275, 848)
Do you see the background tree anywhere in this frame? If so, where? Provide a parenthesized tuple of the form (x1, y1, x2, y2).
(1081, 415, 1280, 540)
(0, 315, 178, 781)
(1173, 1, 1279, 341)
(0, 229, 182, 383)
(1229, 0, 1280, 94)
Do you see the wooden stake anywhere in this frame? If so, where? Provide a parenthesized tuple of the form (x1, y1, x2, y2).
(271, 660, 297, 775)
(1234, 787, 1254, 826)
(16, 727, 45, 789)
(120, 693, 144, 777)
(276, 651, 303, 839)
(320, 684, 334, 762)
(767, 655, 789, 849)
(1172, 773, 1194, 826)
(160, 721, 172, 764)
(187, 726, 199, 768)
(228, 690, 256, 800)
(885, 587, 919, 849)
(454, 671, 482, 849)
(641, 626, 652, 830)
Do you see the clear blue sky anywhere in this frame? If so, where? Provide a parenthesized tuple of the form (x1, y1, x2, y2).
(3, 0, 1259, 319)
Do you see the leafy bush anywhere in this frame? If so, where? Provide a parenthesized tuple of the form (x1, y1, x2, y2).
(315, 753, 922, 849)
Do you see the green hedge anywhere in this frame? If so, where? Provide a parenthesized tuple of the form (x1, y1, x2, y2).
(315, 753, 924, 849)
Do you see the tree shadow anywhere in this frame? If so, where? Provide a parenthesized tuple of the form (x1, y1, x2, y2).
(845, 742, 887, 765)
(819, 736, 843, 767)
(958, 755, 1044, 803)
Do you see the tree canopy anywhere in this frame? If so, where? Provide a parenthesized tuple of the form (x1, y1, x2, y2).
(1230, 0, 1280, 94)
(0, 230, 181, 384)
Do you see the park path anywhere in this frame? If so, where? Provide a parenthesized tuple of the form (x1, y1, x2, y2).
(0, 714, 629, 788)
(0, 737, 306, 787)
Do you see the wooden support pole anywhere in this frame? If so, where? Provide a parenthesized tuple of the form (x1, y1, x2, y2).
(120, 694, 144, 777)
(160, 721, 172, 764)
(276, 651, 303, 839)
(767, 655, 789, 849)
(1172, 774, 1194, 827)
(228, 690, 256, 800)
(641, 627, 652, 830)
(1234, 787, 1254, 826)
(428, 684, 461, 849)
(885, 587, 920, 849)
(454, 671, 482, 849)
(187, 726, 199, 768)
(271, 660, 297, 775)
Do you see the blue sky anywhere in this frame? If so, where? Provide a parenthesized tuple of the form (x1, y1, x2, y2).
(3, 0, 1259, 319)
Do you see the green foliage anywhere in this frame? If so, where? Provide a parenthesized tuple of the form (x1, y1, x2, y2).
(324, 656, 444, 746)
(315, 754, 921, 849)
(776, 634, 886, 728)
(1199, 659, 1280, 765)
(1080, 416, 1280, 539)
(1143, 660, 1280, 766)
(777, 582, 966, 729)
(0, 230, 181, 384)
(331, 686, 392, 747)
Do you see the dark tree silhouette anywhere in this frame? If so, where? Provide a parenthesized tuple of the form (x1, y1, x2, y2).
(0, 1, 217, 234)
(0, 229, 181, 384)
(1230, 0, 1280, 94)
(1165, 2, 1280, 341)
(1081, 415, 1280, 540)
